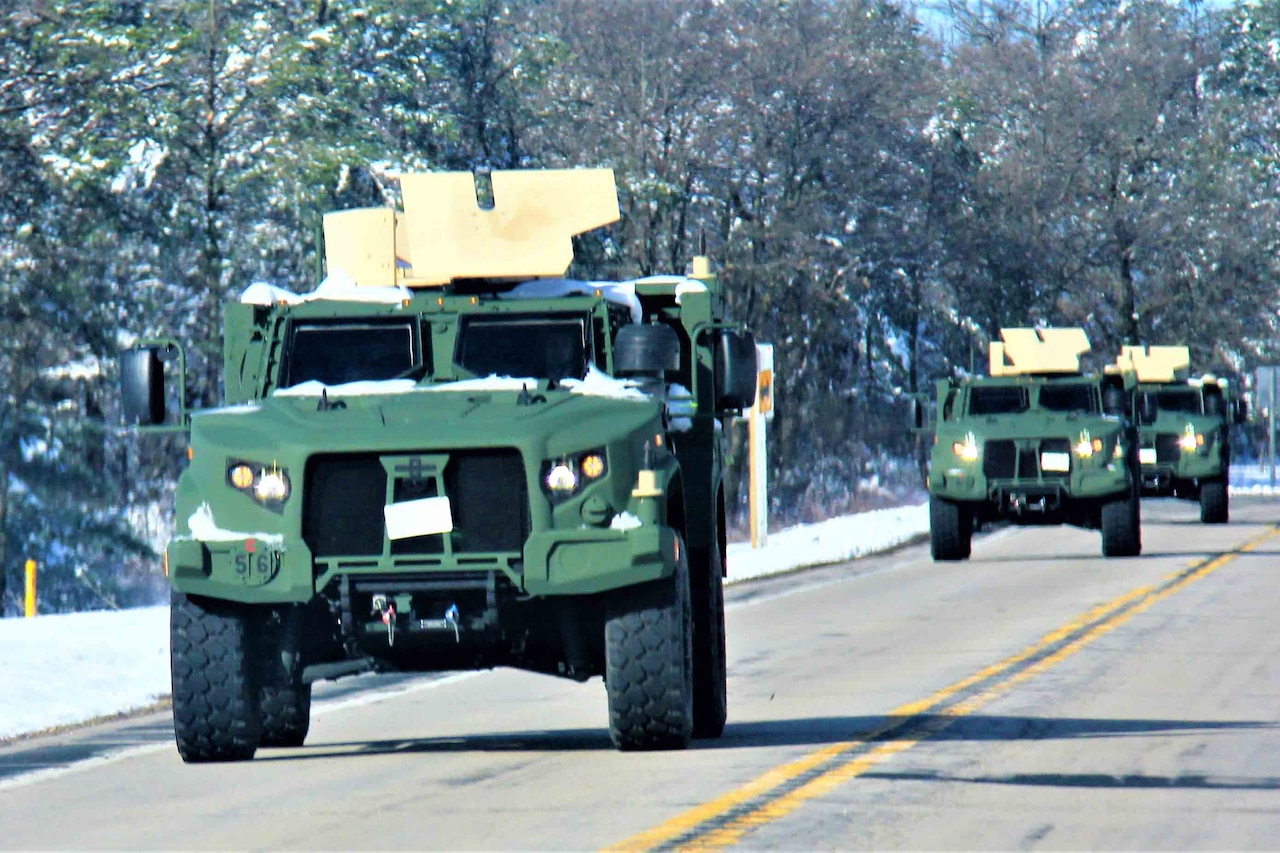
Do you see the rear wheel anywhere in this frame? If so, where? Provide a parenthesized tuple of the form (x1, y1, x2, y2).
(1199, 479, 1228, 524)
(1101, 490, 1142, 557)
(930, 496, 971, 561)
(170, 590, 261, 763)
(691, 543, 727, 740)
(255, 611, 311, 748)
(604, 534, 694, 751)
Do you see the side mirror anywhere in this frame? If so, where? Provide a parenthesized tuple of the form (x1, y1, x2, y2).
(614, 324, 682, 378)
(1102, 385, 1128, 417)
(1137, 393, 1158, 424)
(715, 329, 757, 411)
(1233, 397, 1249, 424)
(909, 393, 935, 432)
(1204, 391, 1226, 418)
(120, 347, 166, 425)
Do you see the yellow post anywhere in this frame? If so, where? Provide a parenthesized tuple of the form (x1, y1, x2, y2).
(24, 559, 37, 618)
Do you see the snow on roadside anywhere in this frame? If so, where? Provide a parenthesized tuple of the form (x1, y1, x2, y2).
(0, 607, 170, 741)
(0, 502, 929, 742)
(726, 503, 928, 583)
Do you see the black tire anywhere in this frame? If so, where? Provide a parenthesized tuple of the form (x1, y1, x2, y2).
(930, 496, 971, 561)
(1200, 479, 1228, 524)
(255, 613, 311, 748)
(691, 543, 727, 740)
(170, 590, 261, 762)
(1101, 490, 1142, 557)
(604, 534, 694, 751)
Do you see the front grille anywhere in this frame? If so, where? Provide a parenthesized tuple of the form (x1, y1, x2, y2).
(1155, 434, 1180, 463)
(305, 454, 386, 557)
(393, 449, 529, 555)
(304, 449, 529, 559)
(984, 440, 1016, 478)
(984, 438, 1072, 480)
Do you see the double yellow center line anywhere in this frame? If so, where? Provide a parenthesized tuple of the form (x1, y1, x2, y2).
(609, 525, 1280, 852)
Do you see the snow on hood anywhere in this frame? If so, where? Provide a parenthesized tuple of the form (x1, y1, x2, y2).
(270, 369, 648, 401)
(273, 378, 421, 397)
(561, 364, 648, 400)
(182, 503, 284, 545)
(420, 376, 539, 393)
(500, 278, 642, 324)
(240, 267, 413, 306)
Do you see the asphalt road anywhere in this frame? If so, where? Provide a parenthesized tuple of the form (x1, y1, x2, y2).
(3, 496, 1280, 850)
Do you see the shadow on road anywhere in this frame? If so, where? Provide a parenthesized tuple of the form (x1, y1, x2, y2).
(252, 713, 1273, 763)
(715, 713, 1273, 749)
(860, 769, 1280, 791)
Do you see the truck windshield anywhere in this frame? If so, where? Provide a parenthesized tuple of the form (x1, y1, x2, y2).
(456, 315, 588, 381)
(282, 320, 418, 387)
(1154, 388, 1202, 414)
(1037, 383, 1099, 414)
(969, 386, 1029, 415)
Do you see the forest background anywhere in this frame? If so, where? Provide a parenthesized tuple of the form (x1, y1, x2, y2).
(1, 0, 1277, 613)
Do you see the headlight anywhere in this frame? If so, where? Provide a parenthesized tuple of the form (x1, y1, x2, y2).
(1073, 432, 1103, 459)
(545, 462, 578, 493)
(226, 459, 291, 509)
(541, 448, 608, 502)
(1178, 427, 1204, 452)
(951, 433, 979, 462)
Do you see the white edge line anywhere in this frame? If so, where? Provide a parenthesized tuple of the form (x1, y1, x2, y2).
(0, 671, 483, 792)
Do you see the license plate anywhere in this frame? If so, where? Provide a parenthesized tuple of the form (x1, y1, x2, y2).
(384, 496, 453, 540)
(1041, 451, 1070, 472)
(1139, 448, 1156, 465)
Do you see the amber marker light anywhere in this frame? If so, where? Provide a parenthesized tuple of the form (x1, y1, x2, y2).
(582, 453, 606, 479)
(229, 464, 255, 489)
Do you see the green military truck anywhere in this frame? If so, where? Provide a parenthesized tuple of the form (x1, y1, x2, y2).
(925, 328, 1141, 561)
(120, 169, 758, 760)
(1119, 345, 1240, 524)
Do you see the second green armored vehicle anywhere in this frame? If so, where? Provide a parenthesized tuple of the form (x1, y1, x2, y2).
(1120, 345, 1239, 524)
(121, 169, 758, 760)
(926, 328, 1141, 561)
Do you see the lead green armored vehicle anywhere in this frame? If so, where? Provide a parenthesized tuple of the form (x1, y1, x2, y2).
(120, 169, 758, 760)
(1119, 345, 1241, 524)
(925, 328, 1140, 561)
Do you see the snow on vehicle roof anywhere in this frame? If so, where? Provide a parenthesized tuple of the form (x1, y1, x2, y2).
(240, 267, 413, 306)
(632, 275, 708, 305)
(241, 271, 647, 322)
(498, 278, 642, 324)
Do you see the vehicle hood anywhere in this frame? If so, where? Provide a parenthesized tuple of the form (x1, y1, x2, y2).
(947, 412, 1126, 440)
(189, 379, 662, 459)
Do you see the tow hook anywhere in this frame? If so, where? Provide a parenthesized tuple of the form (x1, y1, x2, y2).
(372, 594, 396, 646)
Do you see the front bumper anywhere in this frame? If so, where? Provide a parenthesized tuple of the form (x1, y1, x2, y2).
(166, 521, 679, 603)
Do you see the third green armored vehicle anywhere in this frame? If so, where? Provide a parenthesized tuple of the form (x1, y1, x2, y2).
(1119, 345, 1240, 524)
(926, 328, 1140, 561)
(120, 169, 758, 760)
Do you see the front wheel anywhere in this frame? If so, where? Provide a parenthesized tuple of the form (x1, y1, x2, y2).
(1199, 479, 1228, 524)
(604, 534, 694, 751)
(1101, 490, 1142, 557)
(930, 496, 972, 561)
(170, 590, 262, 762)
